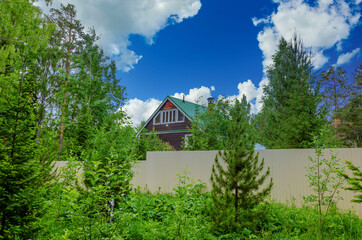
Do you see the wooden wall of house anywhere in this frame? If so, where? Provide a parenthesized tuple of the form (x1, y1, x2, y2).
(158, 132, 188, 151)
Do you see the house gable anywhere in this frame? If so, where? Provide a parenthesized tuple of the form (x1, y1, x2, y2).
(137, 96, 206, 150)
(138, 96, 206, 135)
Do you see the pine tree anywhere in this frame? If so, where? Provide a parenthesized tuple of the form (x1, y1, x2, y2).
(336, 65, 361, 147)
(257, 35, 325, 149)
(47, 5, 126, 158)
(209, 96, 273, 232)
(48, 3, 84, 155)
(340, 161, 362, 203)
(320, 66, 352, 120)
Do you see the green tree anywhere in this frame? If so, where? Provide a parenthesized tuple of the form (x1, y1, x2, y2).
(257, 35, 325, 149)
(64, 29, 126, 158)
(82, 113, 136, 205)
(135, 128, 174, 160)
(47, 4, 126, 158)
(320, 66, 352, 121)
(0, 0, 54, 238)
(48, 3, 84, 155)
(209, 96, 273, 232)
(336, 65, 361, 147)
(184, 98, 234, 151)
(304, 126, 345, 240)
(340, 161, 362, 203)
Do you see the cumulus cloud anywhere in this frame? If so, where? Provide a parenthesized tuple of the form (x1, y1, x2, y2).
(335, 48, 360, 66)
(313, 50, 329, 69)
(228, 80, 257, 102)
(123, 98, 161, 127)
(254, 0, 360, 71)
(37, 0, 201, 72)
(226, 79, 268, 114)
(173, 86, 215, 105)
(252, 17, 270, 26)
(250, 0, 360, 114)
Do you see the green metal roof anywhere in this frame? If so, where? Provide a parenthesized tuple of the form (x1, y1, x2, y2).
(168, 96, 207, 119)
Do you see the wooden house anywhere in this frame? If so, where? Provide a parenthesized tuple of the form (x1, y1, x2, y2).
(138, 96, 207, 150)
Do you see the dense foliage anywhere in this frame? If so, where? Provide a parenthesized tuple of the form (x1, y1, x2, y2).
(36, 177, 362, 239)
(135, 128, 174, 160)
(184, 98, 243, 151)
(0, 1, 55, 238)
(0, 1, 148, 237)
(0, 1, 361, 239)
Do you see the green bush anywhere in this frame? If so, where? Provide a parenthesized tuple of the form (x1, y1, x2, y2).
(36, 169, 362, 239)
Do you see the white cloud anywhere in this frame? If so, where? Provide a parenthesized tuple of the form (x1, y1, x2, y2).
(37, 0, 201, 72)
(123, 98, 161, 127)
(336, 41, 343, 51)
(173, 86, 214, 105)
(313, 50, 329, 69)
(254, 0, 360, 71)
(252, 0, 361, 114)
(226, 79, 268, 114)
(252, 17, 270, 26)
(228, 80, 258, 102)
(336, 48, 360, 66)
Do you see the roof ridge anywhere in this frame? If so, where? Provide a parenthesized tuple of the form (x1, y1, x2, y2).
(168, 95, 205, 107)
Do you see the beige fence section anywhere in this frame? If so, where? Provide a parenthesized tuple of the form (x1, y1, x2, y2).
(131, 149, 362, 216)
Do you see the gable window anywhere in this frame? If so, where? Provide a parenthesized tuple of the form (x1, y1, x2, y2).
(154, 113, 161, 124)
(154, 109, 185, 125)
(177, 110, 184, 122)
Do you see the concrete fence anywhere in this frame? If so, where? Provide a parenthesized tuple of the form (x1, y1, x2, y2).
(130, 149, 362, 216)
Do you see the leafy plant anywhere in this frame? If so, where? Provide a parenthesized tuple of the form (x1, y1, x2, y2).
(135, 128, 174, 160)
(304, 127, 346, 240)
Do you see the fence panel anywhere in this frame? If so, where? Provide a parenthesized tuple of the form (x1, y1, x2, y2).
(131, 149, 362, 216)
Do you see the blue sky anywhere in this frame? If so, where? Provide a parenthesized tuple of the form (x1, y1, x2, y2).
(120, 1, 267, 100)
(39, 0, 362, 126)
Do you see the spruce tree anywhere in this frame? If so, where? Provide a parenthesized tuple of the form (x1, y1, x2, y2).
(0, 1, 53, 237)
(340, 161, 362, 203)
(209, 96, 273, 232)
(257, 35, 325, 149)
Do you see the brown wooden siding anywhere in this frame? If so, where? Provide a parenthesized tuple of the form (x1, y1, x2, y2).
(158, 132, 189, 151)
